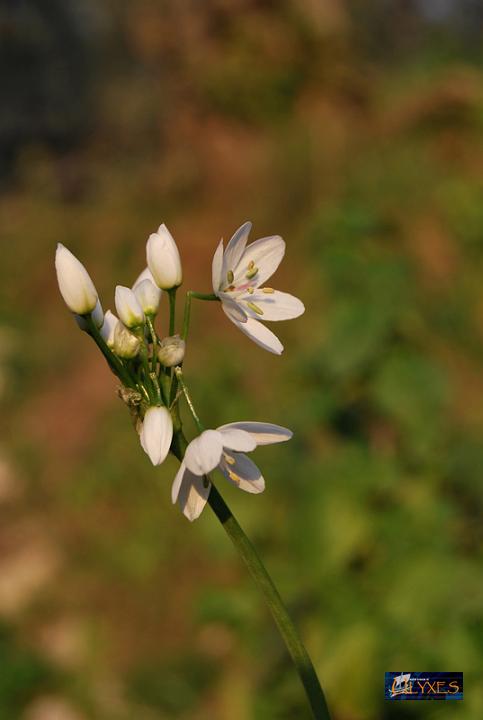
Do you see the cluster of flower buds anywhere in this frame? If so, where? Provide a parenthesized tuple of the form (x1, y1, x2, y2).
(55, 224, 183, 468)
(56, 221, 304, 520)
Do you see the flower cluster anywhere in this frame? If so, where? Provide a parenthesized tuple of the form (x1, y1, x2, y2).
(55, 222, 303, 520)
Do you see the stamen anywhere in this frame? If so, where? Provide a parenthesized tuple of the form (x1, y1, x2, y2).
(247, 287, 254, 294)
(245, 267, 258, 280)
(222, 285, 235, 292)
(227, 270, 234, 284)
(262, 287, 275, 294)
(246, 301, 264, 315)
(224, 452, 236, 465)
(228, 470, 242, 484)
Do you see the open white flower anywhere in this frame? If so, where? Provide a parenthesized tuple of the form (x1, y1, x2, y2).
(172, 421, 292, 521)
(140, 406, 173, 466)
(211, 222, 304, 355)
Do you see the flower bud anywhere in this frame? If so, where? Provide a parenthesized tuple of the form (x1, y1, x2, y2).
(140, 406, 173, 465)
(55, 243, 98, 314)
(157, 334, 186, 367)
(100, 310, 119, 349)
(133, 278, 161, 316)
(75, 299, 104, 331)
(132, 267, 157, 290)
(115, 286, 144, 328)
(113, 322, 140, 359)
(146, 224, 183, 290)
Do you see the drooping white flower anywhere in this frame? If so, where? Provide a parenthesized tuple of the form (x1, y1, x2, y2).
(55, 243, 98, 315)
(99, 310, 119, 348)
(172, 421, 292, 521)
(140, 406, 173, 466)
(146, 224, 183, 290)
(133, 278, 161, 316)
(211, 222, 305, 354)
(75, 298, 104, 331)
(115, 286, 144, 328)
(157, 335, 185, 367)
(113, 322, 140, 358)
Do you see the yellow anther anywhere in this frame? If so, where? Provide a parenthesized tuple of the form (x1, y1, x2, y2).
(248, 260, 255, 270)
(247, 287, 254, 294)
(262, 287, 275, 294)
(245, 267, 258, 280)
(246, 301, 264, 315)
(223, 285, 235, 292)
(227, 270, 234, 284)
(224, 453, 236, 465)
(228, 470, 242, 484)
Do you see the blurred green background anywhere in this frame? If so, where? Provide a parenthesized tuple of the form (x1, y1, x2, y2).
(1, 1, 482, 718)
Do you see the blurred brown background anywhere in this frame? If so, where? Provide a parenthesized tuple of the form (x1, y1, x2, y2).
(0, 1, 482, 718)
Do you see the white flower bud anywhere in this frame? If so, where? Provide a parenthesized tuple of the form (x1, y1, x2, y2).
(140, 406, 173, 465)
(133, 279, 161, 316)
(55, 243, 98, 314)
(132, 267, 157, 290)
(75, 299, 104, 331)
(113, 322, 140, 359)
(100, 310, 119, 348)
(115, 286, 144, 328)
(146, 224, 183, 290)
(157, 334, 186, 367)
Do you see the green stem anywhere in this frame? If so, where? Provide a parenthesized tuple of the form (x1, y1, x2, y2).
(168, 289, 177, 336)
(86, 317, 136, 389)
(207, 485, 331, 720)
(182, 291, 219, 341)
(173, 373, 331, 720)
(146, 316, 159, 373)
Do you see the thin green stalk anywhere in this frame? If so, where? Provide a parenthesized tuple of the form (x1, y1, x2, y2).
(182, 291, 219, 341)
(173, 372, 331, 720)
(168, 288, 177, 336)
(86, 317, 136, 389)
(146, 316, 159, 373)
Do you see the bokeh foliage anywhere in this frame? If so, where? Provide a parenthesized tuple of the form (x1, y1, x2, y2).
(0, 1, 482, 718)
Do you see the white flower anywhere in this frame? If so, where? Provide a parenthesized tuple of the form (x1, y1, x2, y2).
(113, 322, 140, 358)
(133, 278, 161, 316)
(99, 310, 119, 348)
(140, 406, 173, 465)
(115, 285, 144, 328)
(75, 298, 104, 331)
(55, 243, 98, 315)
(146, 224, 183, 290)
(211, 222, 305, 354)
(157, 335, 185, 367)
(172, 421, 292, 521)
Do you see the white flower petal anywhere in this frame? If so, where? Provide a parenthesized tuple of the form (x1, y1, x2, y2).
(55, 243, 98, 315)
(234, 235, 285, 288)
(221, 296, 248, 323)
(133, 278, 161, 316)
(212, 239, 225, 293)
(99, 309, 119, 348)
(115, 285, 144, 328)
(219, 452, 265, 494)
(146, 224, 182, 289)
(217, 427, 257, 452)
(217, 421, 293, 446)
(184, 430, 223, 475)
(231, 316, 283, 354)
(140, 406, 173, 466)
(132, 267, 157, 290)
(173, 464, 211, 521)
(241, 290, 305, 321)
(222, 222, 252, 279)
